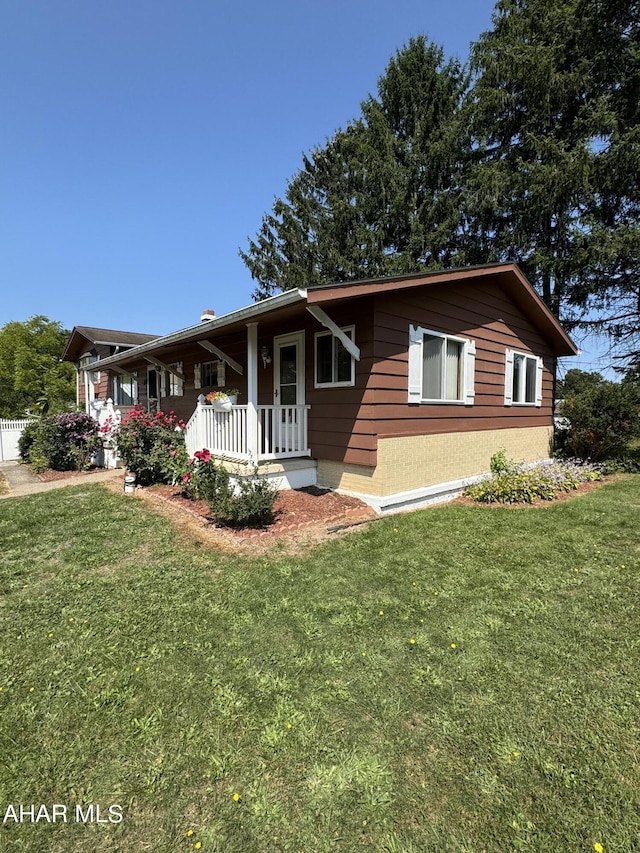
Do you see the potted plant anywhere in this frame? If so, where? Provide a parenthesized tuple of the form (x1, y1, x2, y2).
(205, 389, 239, 411)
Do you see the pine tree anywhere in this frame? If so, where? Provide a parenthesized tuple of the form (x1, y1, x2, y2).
(240, 37, 467, 300)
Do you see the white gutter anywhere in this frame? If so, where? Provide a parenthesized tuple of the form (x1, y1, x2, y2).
(81, 288, 308, 372)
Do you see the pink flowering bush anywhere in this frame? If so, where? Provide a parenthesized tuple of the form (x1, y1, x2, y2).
(182, 449, 230, 505)
(113, 408, 188, 485)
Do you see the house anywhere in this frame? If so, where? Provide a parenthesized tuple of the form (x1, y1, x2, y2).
(62, 326, 159, 418)
(80, 263, 577, 513)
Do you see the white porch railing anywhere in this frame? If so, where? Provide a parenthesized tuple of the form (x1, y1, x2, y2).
(185, 403, 311, 462)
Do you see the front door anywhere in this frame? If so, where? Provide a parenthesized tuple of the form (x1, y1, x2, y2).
(273, 332, 305, 451)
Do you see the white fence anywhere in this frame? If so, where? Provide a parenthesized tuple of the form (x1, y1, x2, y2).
(0, 419, 35, 462)
(186, 404, 311, 462)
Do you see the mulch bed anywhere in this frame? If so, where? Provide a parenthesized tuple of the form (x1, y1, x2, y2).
(144, 483, 377, 544)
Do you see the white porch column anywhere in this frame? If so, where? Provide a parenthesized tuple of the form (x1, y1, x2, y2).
(246, 322, 259, 462)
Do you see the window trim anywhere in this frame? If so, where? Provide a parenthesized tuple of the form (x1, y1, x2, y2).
(314, 325, 356, 389)
(408, 325, 475, 405)
(504, 349, 543, 407)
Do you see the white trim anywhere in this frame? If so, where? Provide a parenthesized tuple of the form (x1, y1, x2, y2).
(314, 325, 356, 388)
(333, 475, 488, 515)
(274, 331, 306, 405)
(408, 326, 475, 405)
(198, 340, 243, 375)
(246, 323, 259, 462)
(306, 305, 361, 361)
(90, 288, 307, 371)
(505, 349, 543, 407)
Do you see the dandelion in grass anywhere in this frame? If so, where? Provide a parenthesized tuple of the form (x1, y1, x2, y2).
(48, 632, 53, 638)
(287, 723, 293, 729)
(233, 792, 241, 802)
(594, 844, 604, 853)
(450, 643, 457, 649)
(186, 830, 194, 837)
(68, 617, 74, 623)
(29, 687, 34, 692)
(194, 843, 202, 850)
(135, 667, 140, 672)
(409, 639, 416, 645)
(379, 610, 384, 616)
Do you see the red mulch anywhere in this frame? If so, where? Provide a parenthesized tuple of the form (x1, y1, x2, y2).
(145, 483, 376, 542)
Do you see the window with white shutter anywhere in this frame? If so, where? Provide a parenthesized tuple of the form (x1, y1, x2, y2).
(408, 326, 475, 405)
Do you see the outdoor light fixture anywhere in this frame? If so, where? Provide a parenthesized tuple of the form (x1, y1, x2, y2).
(261, 346, 272, 368)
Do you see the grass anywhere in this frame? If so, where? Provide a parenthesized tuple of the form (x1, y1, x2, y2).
(0, 477, 639, 852)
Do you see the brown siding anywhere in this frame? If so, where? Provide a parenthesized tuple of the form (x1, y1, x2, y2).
(368, 277, 556, 444)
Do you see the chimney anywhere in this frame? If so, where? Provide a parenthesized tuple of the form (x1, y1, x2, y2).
(201, 309, 215, 323)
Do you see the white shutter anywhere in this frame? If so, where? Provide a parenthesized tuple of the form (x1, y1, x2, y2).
(535, 357, 544, 407)
(464, 340, 476, 405)
(504, 349, 514, 406)
(408, 325, 423, 403)
(194, 363, 202, 389)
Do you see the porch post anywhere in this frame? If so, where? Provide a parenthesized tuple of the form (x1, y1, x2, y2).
(246, 322, 259, 462)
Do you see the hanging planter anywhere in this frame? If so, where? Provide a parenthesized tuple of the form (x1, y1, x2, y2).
(206, 389, 239, 411)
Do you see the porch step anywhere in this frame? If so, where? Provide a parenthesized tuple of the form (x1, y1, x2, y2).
(221, 457, 317, 491)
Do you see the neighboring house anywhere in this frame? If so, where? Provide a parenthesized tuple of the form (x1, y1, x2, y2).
(61, 326, 159, 417)
(82, 263, 577, 513)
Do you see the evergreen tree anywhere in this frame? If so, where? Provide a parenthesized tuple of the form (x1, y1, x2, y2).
(466, 0, 639, 353)
(240, 37, 467, 300)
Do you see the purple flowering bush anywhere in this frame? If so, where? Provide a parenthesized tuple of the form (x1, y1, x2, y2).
(464, 456, 603, 504)
(23, 412, 100, 473)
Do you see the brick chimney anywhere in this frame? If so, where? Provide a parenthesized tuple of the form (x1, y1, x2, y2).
(200, 309, 215, 322)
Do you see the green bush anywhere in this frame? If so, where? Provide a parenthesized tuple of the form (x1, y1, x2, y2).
(20, 413, 100, 472)
(556, 380, 640, 461)
(17, 420, 39, 463)
(114, 409, 187, 486)
(182, 450, 230, 505)
(464, 459, 603, 504)
(182, 450, 278, 528)
(213, 475, 278, 528)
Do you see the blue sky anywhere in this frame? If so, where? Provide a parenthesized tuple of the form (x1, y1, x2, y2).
(0, 0, 607, 376)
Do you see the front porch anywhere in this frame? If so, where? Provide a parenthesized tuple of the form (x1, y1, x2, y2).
(185, 402, 311, 462)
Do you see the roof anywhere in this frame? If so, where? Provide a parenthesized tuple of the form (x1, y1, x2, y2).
(61, 326, 159, 362)
(83, 264, 577, 371)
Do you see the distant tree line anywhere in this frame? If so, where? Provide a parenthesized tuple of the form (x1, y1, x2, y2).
(240, 0, 639, 367)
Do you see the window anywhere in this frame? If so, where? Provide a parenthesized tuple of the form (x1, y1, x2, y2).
(162, 362, 184, 397)
(504, 350, 543, 406)
(194, 360, 225, 389)
(408, 326, 475, 404)
(114, 373, 137, 406)
(315, 326, 355, 388)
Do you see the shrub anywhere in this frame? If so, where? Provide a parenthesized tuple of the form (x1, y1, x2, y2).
(556, 380, 640, 461)
(464, 458, 603, 504)
(22, 413, 100, 472)
(182, 450, 230, 504)
(212, 475, 278, 528)
(182, 450, 278, 528)
(17, 420, 39, 463)
(113, 408, 187, 486)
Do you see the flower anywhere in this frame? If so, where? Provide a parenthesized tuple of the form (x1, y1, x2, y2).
(379, 610, 384, 616)
(233, 792, 241, 802)
(183, 473, 191, 484)
(594, 844, 604, 853)
(450, 643, 457, 649)
(409, 639, 416, 645)
(186, 830, 194, 837)
(195, 843, 202, 850)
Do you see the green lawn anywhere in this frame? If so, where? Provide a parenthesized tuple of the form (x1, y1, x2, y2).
(0, 478, 639, 852)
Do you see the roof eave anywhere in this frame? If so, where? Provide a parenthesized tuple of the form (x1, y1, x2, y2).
(84, 288, 308, 371)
